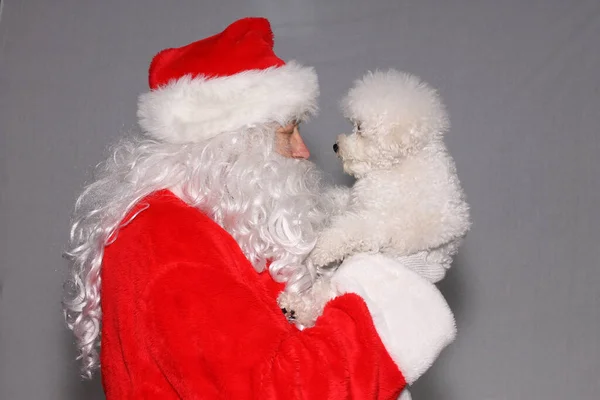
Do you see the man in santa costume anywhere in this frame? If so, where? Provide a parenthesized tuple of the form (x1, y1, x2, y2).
(64, 17, 455, 399)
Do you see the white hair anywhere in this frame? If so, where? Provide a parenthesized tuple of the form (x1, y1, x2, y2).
(64, 125, 331, 378)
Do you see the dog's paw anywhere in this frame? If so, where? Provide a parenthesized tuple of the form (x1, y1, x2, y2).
(278, 291, 319, 328)
(307, 247, 327, 267)
(280, 307, 297, 322)
(308, 244, 341, 268)
(277, 280, 338, 329)
(309, 230, 349, 267)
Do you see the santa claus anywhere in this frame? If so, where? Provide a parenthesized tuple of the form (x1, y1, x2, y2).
(64, 17, 455, 399)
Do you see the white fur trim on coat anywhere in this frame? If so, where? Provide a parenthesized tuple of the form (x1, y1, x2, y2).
(137, 62, 318, 143)
(331, 253, 456, 384)
(398, 388, 412, 400)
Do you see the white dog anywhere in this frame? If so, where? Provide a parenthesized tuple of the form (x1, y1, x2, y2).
(310, 69, 470, 276)
(279, 69, 470, 327)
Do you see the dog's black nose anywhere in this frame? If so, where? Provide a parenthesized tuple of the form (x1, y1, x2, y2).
(333, 143, 339, 153)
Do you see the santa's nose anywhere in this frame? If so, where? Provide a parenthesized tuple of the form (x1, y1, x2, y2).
(333, 143, 339, 153)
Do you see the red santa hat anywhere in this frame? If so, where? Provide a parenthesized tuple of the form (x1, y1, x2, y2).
(137, 17, 319, 144)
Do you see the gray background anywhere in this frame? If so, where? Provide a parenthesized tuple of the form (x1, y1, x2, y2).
(1, 0, 599, 399)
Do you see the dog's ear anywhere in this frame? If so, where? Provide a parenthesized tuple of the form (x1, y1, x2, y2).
(386, 122, 434, 156)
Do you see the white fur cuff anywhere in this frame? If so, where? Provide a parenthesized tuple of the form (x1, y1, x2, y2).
(331, 253, 456, 384)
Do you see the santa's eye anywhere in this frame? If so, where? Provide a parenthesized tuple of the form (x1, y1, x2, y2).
(281, 121, 299, 134)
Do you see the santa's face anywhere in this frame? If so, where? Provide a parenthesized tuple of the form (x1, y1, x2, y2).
(274, 122, 310, 159)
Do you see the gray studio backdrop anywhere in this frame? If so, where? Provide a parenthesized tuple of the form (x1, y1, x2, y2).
(1, 1, 599, 399)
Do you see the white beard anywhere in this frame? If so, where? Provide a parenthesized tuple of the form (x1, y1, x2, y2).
(173, 129, 328, 292)
(64, 125, 330, 377)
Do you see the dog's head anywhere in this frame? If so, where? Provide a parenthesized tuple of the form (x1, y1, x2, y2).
(335, 69, 449, 177)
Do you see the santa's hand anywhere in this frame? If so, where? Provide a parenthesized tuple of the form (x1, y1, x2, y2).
(330, 253, 456, 385)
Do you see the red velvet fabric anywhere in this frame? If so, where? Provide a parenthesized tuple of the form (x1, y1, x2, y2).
(100, 190, 406, 399)
(148, 18, 286, 89)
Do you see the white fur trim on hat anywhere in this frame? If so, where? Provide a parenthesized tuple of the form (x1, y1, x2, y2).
(331, 253, 456, 384)
(137, 61, 318, 143)
(341, 69, 449, 138)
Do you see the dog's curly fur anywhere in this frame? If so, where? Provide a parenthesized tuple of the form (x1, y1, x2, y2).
(311, 69, 470, 272)
(280, 70, 471, 328)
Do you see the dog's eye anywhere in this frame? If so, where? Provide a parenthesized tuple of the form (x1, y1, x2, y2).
(355, 122, 363, 135)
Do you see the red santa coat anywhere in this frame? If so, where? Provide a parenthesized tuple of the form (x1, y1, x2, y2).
(100, 190, 407, 399)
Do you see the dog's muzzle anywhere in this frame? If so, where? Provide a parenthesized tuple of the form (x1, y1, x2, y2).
(333, 143, 339, 153)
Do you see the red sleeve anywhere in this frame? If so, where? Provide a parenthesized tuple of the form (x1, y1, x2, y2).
(141, 261, 406, 400)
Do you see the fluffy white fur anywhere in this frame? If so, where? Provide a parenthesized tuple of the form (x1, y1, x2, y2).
(310, 69, 470, 271)
(280, 70, 470, 330)
(398, 388, 413, 400)
(332, 253, 457, 384)
(137, 62, 319, 143)
(64, 126, 334, 378)
(282, 253, 457, 387)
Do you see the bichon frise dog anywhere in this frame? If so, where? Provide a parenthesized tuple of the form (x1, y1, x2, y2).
(279, 69, 470, 327)
(310, 69, 470, 277)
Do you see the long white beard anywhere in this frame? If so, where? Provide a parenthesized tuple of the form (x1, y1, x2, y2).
(174, 131, 327, 291)
(64, 126, 330, 378)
